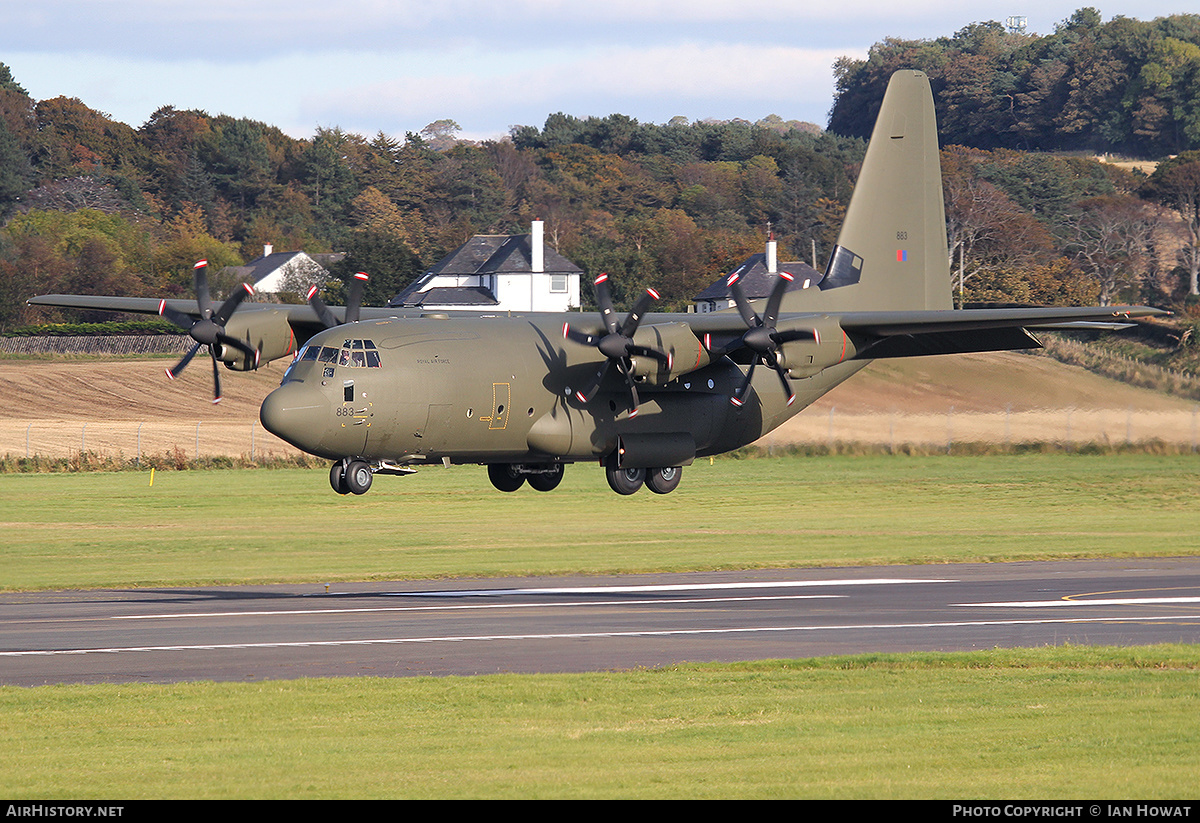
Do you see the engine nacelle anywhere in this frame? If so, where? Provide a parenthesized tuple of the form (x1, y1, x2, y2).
(614, 432, 696, 469)
(626, 322, 712, 385)
(777, 316, 858, 378)
(219, 309, 298, 370)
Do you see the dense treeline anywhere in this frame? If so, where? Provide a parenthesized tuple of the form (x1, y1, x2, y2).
(2, 7, 1200, 333)
(830, 8, 1200, 156)
(0, 58, 860, 326)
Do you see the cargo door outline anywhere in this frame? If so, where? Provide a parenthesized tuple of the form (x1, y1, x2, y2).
(480, 382, 510, 430)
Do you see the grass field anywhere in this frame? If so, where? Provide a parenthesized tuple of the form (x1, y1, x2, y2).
(1, 453, 1197, 590)
(3, 646, 1198, 798)
(3, 453, 1199, 798)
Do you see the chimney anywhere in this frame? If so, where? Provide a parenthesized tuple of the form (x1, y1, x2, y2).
(263, 243, 273, 258)
(766, 234, 777, 274)
(531, 220, 544, 273)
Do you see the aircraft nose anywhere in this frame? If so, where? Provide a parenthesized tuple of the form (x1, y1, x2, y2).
(260, 383, 330, 453)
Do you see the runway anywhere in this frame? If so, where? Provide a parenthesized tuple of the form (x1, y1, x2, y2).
(3, 557, 1200, 686)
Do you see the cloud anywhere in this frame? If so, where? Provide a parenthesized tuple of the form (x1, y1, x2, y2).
(307, 43, 853, 138)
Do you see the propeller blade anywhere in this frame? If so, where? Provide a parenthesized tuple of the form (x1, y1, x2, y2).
(726, 272, 759, 329)
(193, 260, 212, 318)
(593, 274, 619, 335)
(166, 342, 202, 380)
(345, 272, 369, 324)
(563, 323, 599, 346)
(573, 360, 611, 404)
(616, 359, 641, 417)
(209, 349, 222, 404)
(618, 288, 659, 337)
(213, 282, 254, 326)
(730, 360, 757, 407)
(773, 364, 796, 406)
(763, 272, 794, 329)
(158, 300, 195, 332)
(307, 285, 339, 328)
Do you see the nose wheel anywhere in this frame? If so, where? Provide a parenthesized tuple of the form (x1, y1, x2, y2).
(331, 458, 373, 495)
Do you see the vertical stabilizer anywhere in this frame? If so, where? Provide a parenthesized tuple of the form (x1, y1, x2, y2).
(793, 70, 951, 312)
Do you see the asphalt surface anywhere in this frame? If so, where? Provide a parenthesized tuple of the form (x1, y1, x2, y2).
(3, 557, 1200, 686)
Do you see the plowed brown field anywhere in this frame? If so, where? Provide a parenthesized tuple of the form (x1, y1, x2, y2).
(1, 351, 1196, 459)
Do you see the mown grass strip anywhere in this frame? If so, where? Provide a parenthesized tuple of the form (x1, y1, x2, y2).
(3, 645, 1197, 799)
(2, 453, 1198, 591)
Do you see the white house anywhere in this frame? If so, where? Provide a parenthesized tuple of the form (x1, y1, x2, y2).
(389, 221, 582, 312)
(227, 245, 345, 296)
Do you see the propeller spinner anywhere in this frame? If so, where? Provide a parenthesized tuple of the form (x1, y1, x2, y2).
(159, 260, 260, 403)
(563, 273, 671, 418)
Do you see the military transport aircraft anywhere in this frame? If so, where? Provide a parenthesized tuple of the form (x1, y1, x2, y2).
(28, 71, 1165, 496)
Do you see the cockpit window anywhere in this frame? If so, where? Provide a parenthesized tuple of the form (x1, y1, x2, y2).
(327, 340, 381, 368)
(284, 339, 381, 383)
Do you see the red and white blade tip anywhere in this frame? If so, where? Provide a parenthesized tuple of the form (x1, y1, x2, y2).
(241, 282, 255, 295)
(779, 271, 794, 282)
(574, 391, 588, 403)
(354, 272, 369, 281)
(211, 397, 222, 405)
(726, 272, 740, 286)
(157, 299, 166, 316)
(730, 396, 743, 407)
(594, 273, 609, 285)
(164, 367, 175, 380)
(646, 288, 660, 300)
(193, 260, 207, 269)
(306, 285, 319, 300)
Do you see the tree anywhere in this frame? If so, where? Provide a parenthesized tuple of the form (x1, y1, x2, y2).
(1141, 151, 1200, 296)
(420, 119, 462, 152)
(1064, 195, 1163, 305)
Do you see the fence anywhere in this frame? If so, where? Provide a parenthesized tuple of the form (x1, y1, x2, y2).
(0, 335, 191, 356)
(4, 407, 1199, 462)
(761, 405, 1200, 452)
(0, 419, 304, 462)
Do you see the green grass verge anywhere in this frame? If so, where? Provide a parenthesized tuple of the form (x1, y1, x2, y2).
(1, 453, 1198, 591)
(3, 646, 1198, 799)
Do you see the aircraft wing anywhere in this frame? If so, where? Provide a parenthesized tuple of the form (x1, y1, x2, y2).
(827, 305, 1167, 359)
(27, 292, 334, 337)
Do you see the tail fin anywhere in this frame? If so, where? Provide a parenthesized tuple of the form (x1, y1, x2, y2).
(789, 70, 951, 312)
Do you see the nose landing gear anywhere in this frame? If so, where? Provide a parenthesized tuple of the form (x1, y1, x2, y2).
(331, 458, 373, 495)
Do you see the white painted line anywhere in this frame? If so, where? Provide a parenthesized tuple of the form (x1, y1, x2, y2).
(6, 613, 1199, 658)
(111, 594, 843, 621)
(392, 578, 955, 597)
(960, 597, 1200, 608)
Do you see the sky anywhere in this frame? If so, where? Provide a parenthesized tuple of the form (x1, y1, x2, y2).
(1, 1, 1192, 142)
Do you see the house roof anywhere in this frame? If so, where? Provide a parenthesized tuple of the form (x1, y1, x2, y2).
(225, 251, 345, 287)
(401, 286, 499, 307)
(391, 231, 582, 306)
(694, 253, 822, 302)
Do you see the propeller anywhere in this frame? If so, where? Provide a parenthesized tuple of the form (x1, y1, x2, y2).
(307, 271, 370, 329)
(563, 273, 671, 418)
(722, 270, 815, 408)
(159, 259, 260, 404)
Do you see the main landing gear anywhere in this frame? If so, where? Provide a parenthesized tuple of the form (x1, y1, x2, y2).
(487, 462, 564, 493)
(330, 458, 373, 495)
(605, 463, 682, 495)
